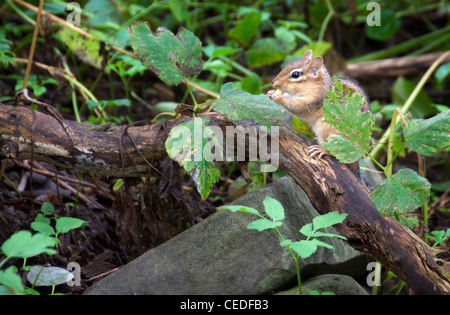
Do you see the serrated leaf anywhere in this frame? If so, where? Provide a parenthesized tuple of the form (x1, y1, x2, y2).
(40, 202, 55, 216)
(0, 266, 24, 293)
(129, 22, 203, 85)
(372, 169, 431, 215)
(31, 222, 55, 237)
(311, 231, 347, 240)
(247, 219, 282, 231)
(323, 134, 367, 163)
(280, 239, 293, 248)
(323, 78, 374, 163)
(1, 231, 57, 258)
(263, 196, 285, 221)
(311, 238, 334, 249)
(289, 240, 318, 259)
(299, 223, 314, 237)
(218, 205, 260, 215)
(165, 117, 221, 199)
(313, 211, 348, 231)
(55, 217, 88, 235)
(403, 110, 450, 155)
(212, 82, 285, 128)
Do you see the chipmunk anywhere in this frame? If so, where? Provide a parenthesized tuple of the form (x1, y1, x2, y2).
(267, 49, 370, 177)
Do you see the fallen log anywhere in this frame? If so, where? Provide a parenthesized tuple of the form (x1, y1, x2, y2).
(0, 103, 449, 294)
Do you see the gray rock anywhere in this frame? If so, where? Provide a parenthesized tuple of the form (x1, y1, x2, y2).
(84, 177, 364, 295)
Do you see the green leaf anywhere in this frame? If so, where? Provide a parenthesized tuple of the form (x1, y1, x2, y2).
(263, 196, 285, 221)
(392, 77, 436, 118)
(247, 219, 282, 231)
(289, 240, 318, 259)
(1, 231, 57, 258)
(228, 11, 261, 46)
(311, 238, 334, 249)
(168, 0, 188, 23)
(241, 73, 262, 95)
(322, 78, 374, 163)
(218, 205, 260, 216)
(435, 63, 450, 85)
(299, 223, 314, 237)
(212, 82, 285, 128)
(112, 178, 124, 192)
(0, 266, 24, 293)
(27, 266, 74, 287)
(55, 217, 88, 235)
(323, 134, 367, 163)
(245, 38, 295, 67)
(310, 230, 347, 241)
(34, 213, 50, 225)
(40, 202, 55, 216)
(58, 27, 103, 69)
(280, 239, 293, 248)
(403, 110, 450, 155)
(129, 22, 203, 85)
(313, 211, 348, 231)
(366, 9, 401, 41)
(165, 117, 221, 199)
(372, 169, 431, 215)
(31, 222, 56, 237)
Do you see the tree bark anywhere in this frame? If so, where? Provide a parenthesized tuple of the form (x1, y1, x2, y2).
(1, 103, 449, 294)
(347, 51, 450, 81)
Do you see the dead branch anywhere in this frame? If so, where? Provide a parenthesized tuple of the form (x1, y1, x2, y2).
(0, 103, 449, 294)
(347, 51, 450, 80)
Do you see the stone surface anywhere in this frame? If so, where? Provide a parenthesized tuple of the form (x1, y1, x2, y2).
(276, 274, 369, 295)
(84, 176, 364, 295)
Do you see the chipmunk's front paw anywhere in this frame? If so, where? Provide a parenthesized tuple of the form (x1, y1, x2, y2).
(267, 89, 283, 102)
(308, 145, 331, 160)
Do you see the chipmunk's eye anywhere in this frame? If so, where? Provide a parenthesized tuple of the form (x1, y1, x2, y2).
(290, 71, 303, 79)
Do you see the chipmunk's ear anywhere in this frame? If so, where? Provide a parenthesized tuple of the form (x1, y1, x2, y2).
(302, 49, 313, 60)
(310, 56, 323, 76)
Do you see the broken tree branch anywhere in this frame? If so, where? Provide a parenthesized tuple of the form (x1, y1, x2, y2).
(0, 103, 449, 294)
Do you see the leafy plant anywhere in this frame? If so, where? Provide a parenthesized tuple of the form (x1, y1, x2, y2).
(322, 77, 449, 220)
(219, 196, 347, 295)
(0, 202, 88, 295)
(129, 22, 284, 199)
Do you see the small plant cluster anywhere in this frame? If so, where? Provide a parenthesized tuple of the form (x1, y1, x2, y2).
(220, 196, 348, 295)
(0, 202, 88, 295)
(128, 22, 285, 199)
(322, 78, 449, 231)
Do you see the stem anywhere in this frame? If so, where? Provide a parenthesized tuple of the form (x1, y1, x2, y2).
(218, 56, 254, 77)
(370, 51, 450, 158)
(294, 256, 302, 295)
(348, 25, 450, 62)
(0, 257, 10, 269)
(22, 0, 44, 90)
(318, 0, 334, 43)
(271, 225, 302, 295)
(185, 78, 199, 112)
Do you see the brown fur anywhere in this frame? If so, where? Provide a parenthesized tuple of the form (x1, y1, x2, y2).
(268, 49, 370, 177)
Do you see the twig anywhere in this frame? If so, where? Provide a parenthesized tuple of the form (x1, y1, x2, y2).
(15, 89, 77, 146)
(21, 0, 43, 90)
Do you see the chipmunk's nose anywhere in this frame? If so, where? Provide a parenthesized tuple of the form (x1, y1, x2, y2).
(271, 79, 278, 88)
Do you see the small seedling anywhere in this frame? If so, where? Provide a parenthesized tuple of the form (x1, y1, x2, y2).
(219, 196, 347, 295)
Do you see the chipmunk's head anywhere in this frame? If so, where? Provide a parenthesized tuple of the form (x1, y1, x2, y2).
(271, 49, 331, 102)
